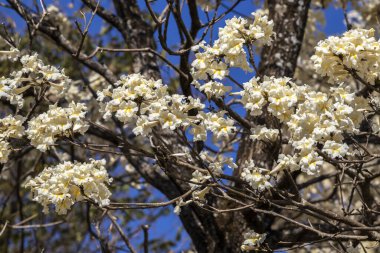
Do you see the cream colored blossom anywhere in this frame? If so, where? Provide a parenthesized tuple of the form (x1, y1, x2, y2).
(195, 80, 232, 99)
(203, 111, 236, 140)
(239, 76, 298, 121)
(24, 159, 112, 215)
(273, 154, 300, 173)
(99, 74, 204, 136)
(0, 51, 70, 108)
(0, 140, 11, 164)
(0, 115, 25, 164)
(26, 103, 88, 151)
(241, 160, 271, 191)
(241, 230, 266, 251)
(0, 115, 25, 139)
(311, 28, 380, 84)
(191, 10, 274, 80)
(299, 151, 323, 175)
(239, 77, 266, 116)
(322, 140, 349, 159)
(250, 125, 279, 142)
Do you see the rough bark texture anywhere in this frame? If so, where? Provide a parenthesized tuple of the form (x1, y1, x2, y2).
(111, 0, 161, 79)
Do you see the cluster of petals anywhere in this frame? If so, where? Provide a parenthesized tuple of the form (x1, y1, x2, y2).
(241, 230, 267, 251)
(191, 10, 274, 82)
(311, 28, 380, 84)
(0, 115, 25, 163)
(287, 86, 367, 174)
(24, 159, 112, 215)
(239, 74, 368, 175)
(240, 76, 298, 121)
(240, 160, 271, 191)
(46, 5, 71, 34)
(193, 80, 232, 99)
(250, 125, 279, 142)
(26, 102, 89, 151)
(0, 49, 70, 108)
(98, 74, 237, 141)
(200, 151, 237, 174)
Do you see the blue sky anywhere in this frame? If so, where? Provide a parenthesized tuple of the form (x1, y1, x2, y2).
(1, 0, 349, 252)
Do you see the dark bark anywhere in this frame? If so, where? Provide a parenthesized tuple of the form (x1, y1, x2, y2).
(110, 0, 160, 79)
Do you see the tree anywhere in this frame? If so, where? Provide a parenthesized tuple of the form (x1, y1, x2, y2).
(0, 0, 380, 252)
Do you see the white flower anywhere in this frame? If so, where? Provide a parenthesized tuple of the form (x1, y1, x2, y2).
(100, 74, 206, 137)
(0, 114, 25, 164)
(192, 186, 211, 202)
(0, 51, 70, 108)
(0, 47, 20, 61)
(191, 10, 274, 79)
(239, 76, 298, 121)
(203, 111, 236, 140)
(0, 115, 25, 139)
(0, 140, 11, 164)
(241, 230, 266, 251)
(250, 125, 279, 142)
(323, 140, 349, 158)
(311, 28, 380, 84)
(196, 80, 232, 99)
(115, 100, 138, 123)
(240, 77, 266, 116)
(26, 103, 88, 152)
(208, 61, 229, 80)
(190, 170, 210, 187)
(159, 111, 182, 130)
(273, 154, 300, 173)
(132, 116, 156, 136)
(24, 159, 112, 215)
(20, 53, 41, 73)
(299, 151, 323, 175)
(240, 160, 271, 191)
(292, 138, 316, 155)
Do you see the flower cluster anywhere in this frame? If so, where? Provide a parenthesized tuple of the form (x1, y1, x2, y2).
(24, 159, 112, 215)
(190, 170, 210, 187)
(286, 85, 367, 174)
(99, 74, 237, 141)
(199, 151, 237, 175)
(46, 5, 71, 34)
(26, 102, 89, 151)
(191, 10, 274, 81)
(0, 51, 70, 108)
(192, 80, 232, 99)
(240, 76, 298, 121)
(238, 72, 369, 175)
(250, 125, 279, 142)
(241, 230, 267, 251)
(200, 111, 237, 141)
(311, 28, 380, 84)
(0, 115, 25, 163)
(240, 160, 271, 191)
(273, 154, 299, 173)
